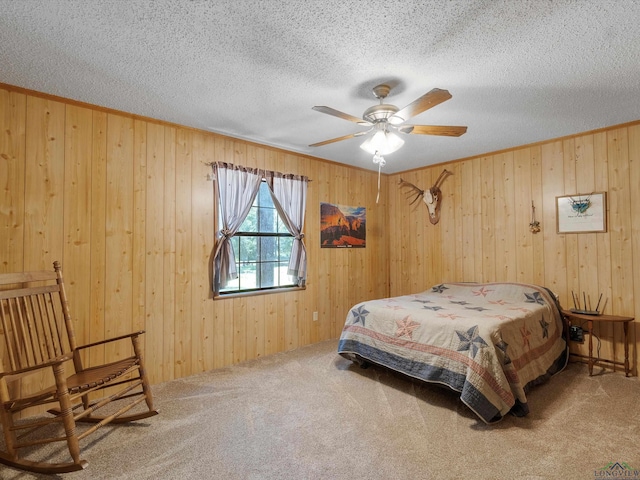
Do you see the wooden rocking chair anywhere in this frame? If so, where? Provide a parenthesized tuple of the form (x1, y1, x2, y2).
(0, 261, 158, 474)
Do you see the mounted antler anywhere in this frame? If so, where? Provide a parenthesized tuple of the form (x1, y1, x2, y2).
(398, 169, 453, 225)
(398, 179, 425, 205)
(425, 169, 452, 224)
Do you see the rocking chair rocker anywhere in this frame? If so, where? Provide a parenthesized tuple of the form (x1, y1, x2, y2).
(0, 261, 158, 474)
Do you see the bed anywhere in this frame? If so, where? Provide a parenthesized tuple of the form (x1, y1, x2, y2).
(337, 282, 568, 423)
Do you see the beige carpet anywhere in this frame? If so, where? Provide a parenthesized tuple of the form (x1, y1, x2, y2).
(3, 339, 640, 480)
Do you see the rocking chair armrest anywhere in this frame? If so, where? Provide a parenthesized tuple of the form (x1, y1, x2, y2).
(75, 330, 146, 351)
(0, 353, 74, 379)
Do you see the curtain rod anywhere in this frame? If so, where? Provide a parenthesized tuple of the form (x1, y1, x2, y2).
(205, 161, 312, 182)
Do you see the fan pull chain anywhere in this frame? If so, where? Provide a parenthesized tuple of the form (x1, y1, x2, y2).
(376, 162, 381, 204)
(372, 152, 385, 204)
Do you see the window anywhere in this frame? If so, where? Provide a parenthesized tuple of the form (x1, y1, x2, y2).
(211, 162, 308, 296)
(220, 181, 296, 294)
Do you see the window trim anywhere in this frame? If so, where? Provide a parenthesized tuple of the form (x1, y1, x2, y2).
(214, 284, 305, 300)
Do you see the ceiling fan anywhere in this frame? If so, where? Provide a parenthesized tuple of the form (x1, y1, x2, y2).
(309, 83, 467, 158)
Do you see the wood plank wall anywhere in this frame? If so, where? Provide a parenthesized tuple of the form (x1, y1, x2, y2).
(0, 85, 389, 392)
(2, 82, 639, 392)
(388, 121, 640, 375)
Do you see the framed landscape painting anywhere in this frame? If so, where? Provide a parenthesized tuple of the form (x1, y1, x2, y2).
(320, 203, 366, 248)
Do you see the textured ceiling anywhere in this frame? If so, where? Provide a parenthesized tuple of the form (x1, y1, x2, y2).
(1, 0, 639, 173)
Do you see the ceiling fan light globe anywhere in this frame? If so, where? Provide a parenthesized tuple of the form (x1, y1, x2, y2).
(360, 130, 404, 155)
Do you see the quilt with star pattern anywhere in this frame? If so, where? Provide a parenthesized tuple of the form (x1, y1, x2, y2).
(337, 282, 568, 423)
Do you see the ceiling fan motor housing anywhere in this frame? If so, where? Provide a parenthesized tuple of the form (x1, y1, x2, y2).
(362, 104, 399, 124)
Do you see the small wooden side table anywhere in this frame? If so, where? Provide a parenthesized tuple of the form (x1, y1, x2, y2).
(561, 309, 634, 376)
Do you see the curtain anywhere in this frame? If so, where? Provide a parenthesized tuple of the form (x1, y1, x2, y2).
(212, 162, 262, 293)
(265, 171, 309, 287)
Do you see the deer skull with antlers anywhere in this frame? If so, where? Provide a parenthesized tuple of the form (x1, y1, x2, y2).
(398, 169, 453, 225)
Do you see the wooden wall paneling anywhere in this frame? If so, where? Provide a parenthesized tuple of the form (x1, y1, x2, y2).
(0, 89, 25, 413)
(22, 96, 65, 413)
(298, 155, 315, 346)
(471, 159, 484, 281)
(408, 170, 422, 291)
(104, 113, 134, 363)
(459, 161, 475, 280)
(231, 141, 249, 362)
(562, 138, 580, 311)
(560, 137, 586, 358)
(233, 296, 248, 362)
(0, 89, 26, 274)
(7, 84, 640, 392)
(175, 128, 194, 375)
(89, 111, 108, 369)
(494, 152, 516, 281)
(438, 167, 451, 283)
(317, 162, 332, 340)
(592, 131, 614, 360)
(211, 296, 226, 368)
(607, 128, 633, 366)
(427, 168, 439, 288)
(222, 298, 235, 366)
(450, 162, 464, 281)
(211, 135, 226, 368)
(627, 124, 640, 373)
(479, 156, 496, 282)
(211, 292, 230, 368)
(425, 169, 439, 289)
(529, 146, 545, 286)
(415, 170, 428, 291)
(325, 167, 337, 337)
(387, 174, 401, 295)
(327, 168, 340, 338)
(248, 291, 264, 359)
(261, 294, 278, 356)
(398, 170, 417, 292)
(144, 122, 168, 383)
(305, 160, 320, 344)
(191, 132, 215, 372)
(274, 151, 290, 351)
(492, 154, 507, 281)
(380, 173, 389, 298)
(341, 165, 353, 318)
(24, 96, 65, 269)
(298, 155, 314, 346)
(63, 105, 93, 367)
(282, 153, 302, 350)
(362, 169, 378, 298)
(370, 169, 382, 296)
(395, 172, 411, 295)
(132, 119, 148, 337)
(513, 148, 534, 283)
(574, 136, 599, 316)
(275, 287, 286, 352)
(342, 165, 354, 319)
(283, 290, 299, 352)
(379, 174, 390, 299)
(144, 121, 165, 383)
(355, 170, 366, 301)
(163, 126, 177, 377)
(346, 169, 361, 310)
(540, 141, 566, 301)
